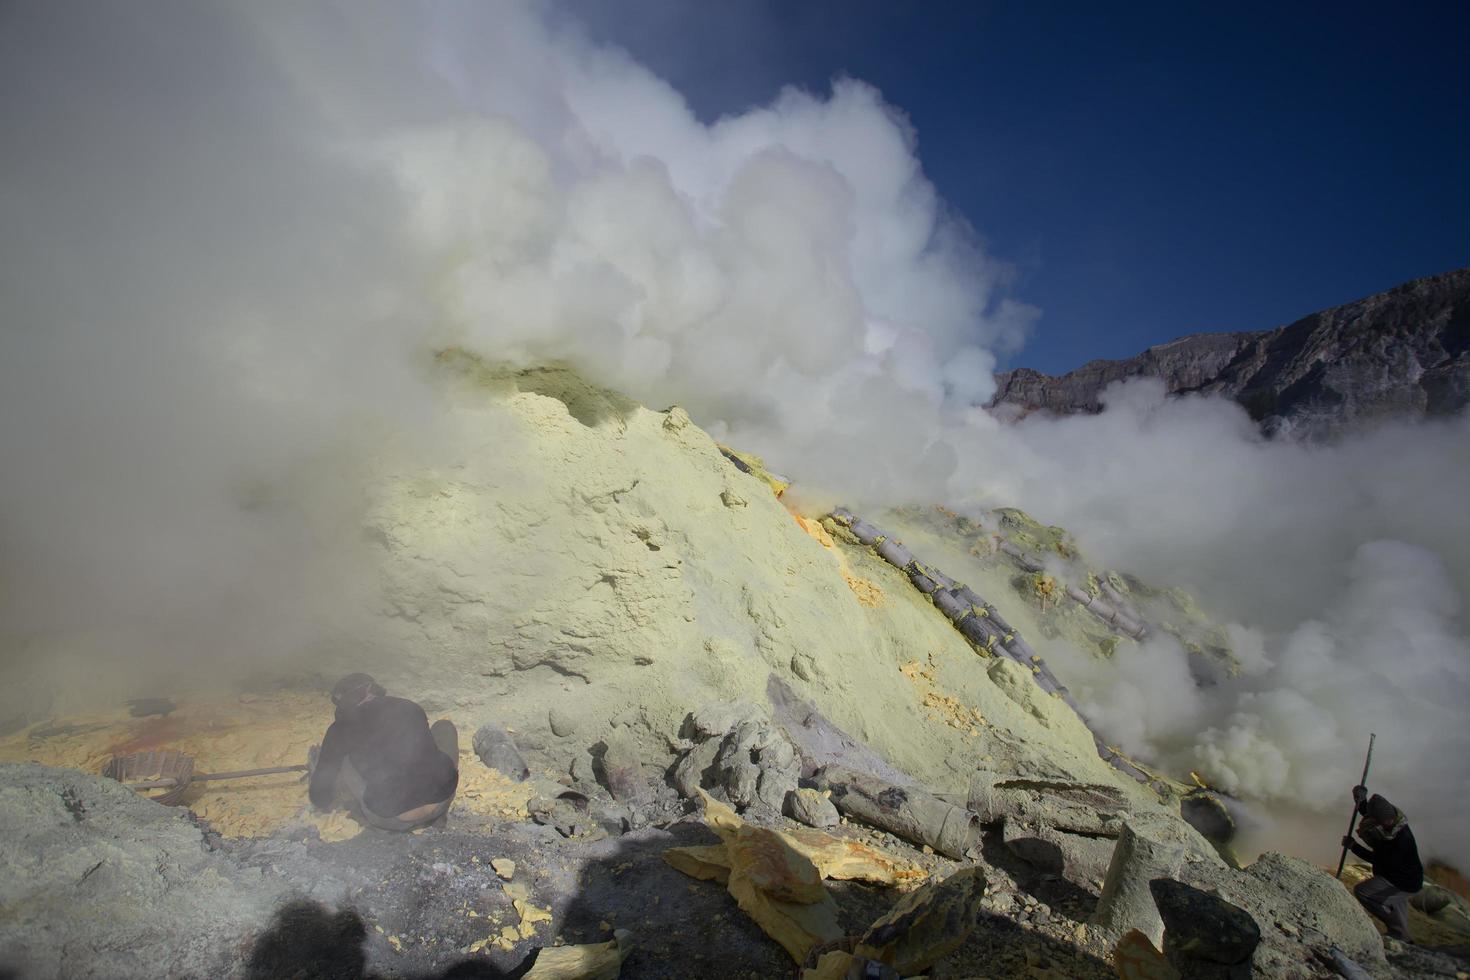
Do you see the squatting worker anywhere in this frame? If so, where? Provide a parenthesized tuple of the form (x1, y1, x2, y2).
(1342, 784, 1423, 942)
(308, 673, 459, 830)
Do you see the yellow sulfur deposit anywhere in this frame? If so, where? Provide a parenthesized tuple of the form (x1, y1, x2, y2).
(1112, 929, 1178, 980)
(793, 514, 885, 607)
(900, 657, 986, 737)
(664, 791, 933, 964)
(0, 691, 537, 840)
(520, 930, 633, 980)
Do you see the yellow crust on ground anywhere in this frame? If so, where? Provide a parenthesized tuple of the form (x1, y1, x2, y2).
(0, 691, 537, 840)
(793, 514, 884, 607)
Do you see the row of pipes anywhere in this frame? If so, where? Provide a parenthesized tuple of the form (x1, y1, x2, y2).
(998, 541, 1149, 640)
(827, 507, 1167, 792)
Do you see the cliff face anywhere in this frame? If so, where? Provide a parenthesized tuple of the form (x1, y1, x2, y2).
(990, 268, 1470, 437)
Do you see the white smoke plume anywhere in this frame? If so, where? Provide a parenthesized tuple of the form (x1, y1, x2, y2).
(1000, 385, 1470, 866)
(1, 2, 1466, 865)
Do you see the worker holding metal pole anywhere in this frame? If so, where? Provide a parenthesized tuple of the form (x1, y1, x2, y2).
(1337, 735, 1424, 943)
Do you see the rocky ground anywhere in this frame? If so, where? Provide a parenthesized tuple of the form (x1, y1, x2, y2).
(0, 761, 1119, 980)
(4, 740, 1469, 979)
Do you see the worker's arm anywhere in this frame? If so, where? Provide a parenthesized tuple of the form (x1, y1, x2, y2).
(1342, 835, 1373, 862)
(308, 722, 348, 809)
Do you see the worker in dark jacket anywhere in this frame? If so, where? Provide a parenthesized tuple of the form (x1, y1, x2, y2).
(1342, 785, 1423, 942)
(309, 673, 459, 830)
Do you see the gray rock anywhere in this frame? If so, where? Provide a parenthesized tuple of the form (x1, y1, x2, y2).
(990, 332, 1258, 419)
(688, 701, 762, 741)
(1001, 819, 1116, 884)
(755, 764, 798, 812)
(1001, 818, 1066, 874)
(766, 676, 918, 787)
(672, 738, 720, 799)
(1129, 849, 1388, 979)
(528, 791, 606, 840)
(1090, 821, 1190, 946)
(1234, 853, 1385, 973)
(1411, 882, 1463, 916)
(784, 788, 840, 829)
(1180, 791, 1237, 849)
(568, 751, 595, 786)
(682, 715, 801, 814)
(0, 763, 296, 979)
(548, 707, 578, 738)
(817, 765, 979, 860)
(1151, 877, 1260, 977)
(1380, 939, 1470, 979)
(471, 723, 530, 781)
(752, 731, 799, 812)
(1129, 810, 1228, 866)
(715, 722, 764, 809)
(597, 730, 648, 807)
(722, 756, 760, 807)
(968, 769, 1131, 837)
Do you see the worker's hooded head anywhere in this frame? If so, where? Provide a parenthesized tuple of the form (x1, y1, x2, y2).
(1361, 794, 1408, 843)
(331, 673, 385, 713)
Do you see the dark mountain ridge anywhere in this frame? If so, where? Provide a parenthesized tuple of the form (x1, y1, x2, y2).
(990, 267, 1470, 438)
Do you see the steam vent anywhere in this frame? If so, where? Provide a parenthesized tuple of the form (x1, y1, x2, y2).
(2, 4, 1468, 979)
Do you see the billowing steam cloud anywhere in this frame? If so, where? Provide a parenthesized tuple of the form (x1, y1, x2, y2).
(0, 0, 1027, 654)
(1008, 384, 1470, 865)
(1, 2, 1466, 865)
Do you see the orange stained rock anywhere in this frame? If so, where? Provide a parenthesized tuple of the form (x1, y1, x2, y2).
(1112, 929, 1179, 980)
(726, 826, 828, 905)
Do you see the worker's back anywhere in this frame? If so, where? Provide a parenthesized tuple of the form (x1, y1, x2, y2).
(1365, 820, 1424, 893)
(311, 695, 458, 818)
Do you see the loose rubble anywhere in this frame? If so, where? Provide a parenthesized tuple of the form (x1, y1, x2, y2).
(3, 754, 1467, 979)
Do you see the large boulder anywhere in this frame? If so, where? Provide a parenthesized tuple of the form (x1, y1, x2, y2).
(1143, 851, 1388, 978)
(0, 763, 298, 979)
(1001, 819, 1116, 884)
(1090, 821, 1192, 945)
(1150, 878, 1260, 979)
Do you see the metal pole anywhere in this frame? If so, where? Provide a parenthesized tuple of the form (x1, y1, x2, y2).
(1336, 733, 1376, 879)
(125, 764, 309, 791)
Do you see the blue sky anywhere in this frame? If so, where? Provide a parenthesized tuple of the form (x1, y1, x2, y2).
(567, 1, 1470, 376)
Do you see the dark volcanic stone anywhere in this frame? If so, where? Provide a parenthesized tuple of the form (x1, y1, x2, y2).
(1151, 877, 1261, 968)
